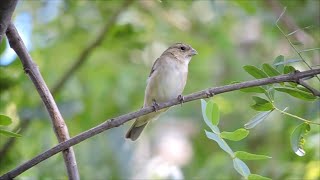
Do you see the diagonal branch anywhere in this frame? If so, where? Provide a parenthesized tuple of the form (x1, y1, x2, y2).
(52, 0, 134, 94)
(5, 23, 79, 180)
(0, 0, 134, 163)
(0, 0, 18, 44)
(1, 68, 319, 179)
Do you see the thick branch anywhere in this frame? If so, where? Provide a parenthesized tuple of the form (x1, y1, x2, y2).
(0, 0, 134, 162)
(1, 68, 319, 179)
(0, 0, 17, 43)
(5, 23, 79, 180)
(52, 0, 134, 94)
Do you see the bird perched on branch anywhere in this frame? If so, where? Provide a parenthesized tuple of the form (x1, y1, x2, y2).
(126, 43, 197, 141)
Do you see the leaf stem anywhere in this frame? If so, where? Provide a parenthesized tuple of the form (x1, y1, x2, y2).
(274, 106, 320, 125)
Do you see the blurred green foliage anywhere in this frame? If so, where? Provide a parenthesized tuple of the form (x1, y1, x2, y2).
(0, 0, 319, 179)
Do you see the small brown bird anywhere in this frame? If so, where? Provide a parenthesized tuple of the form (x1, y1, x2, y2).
(126, 43, 197, 141)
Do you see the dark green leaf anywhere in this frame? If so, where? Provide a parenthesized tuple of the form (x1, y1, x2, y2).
(0, 129, 22, 137)
(201, 99, 220, 134)
(205, 130, 234, 156)
(220, 128, 249, 141)
(245, 111, 273, 129)
(275, 87, 316, 101)
(291, 123, 310, 156)
(243, 65, 268, 79)
(235, 151, 271, 160)
(284, 66, 296, 74)
(251, 96, 274, 111)
(233, 158, 250, 178)
(273, 55, 284, 72)
(206, 100, 220, 126)
(248, 174, 272, 180)
(0, 114, 12, 126)
(262, 63, 281, 77)
(240, 86, 266, 94)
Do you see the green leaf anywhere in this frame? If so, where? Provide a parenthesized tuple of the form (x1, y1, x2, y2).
(0, 114, 12, 126)
(206, 100, 220, 125)
(233, 158, 251, 178)
(273, 55, 284, 72)
(262, 63, 281, 77)
(0, 129, 22, 137)
(205, 130, 234, 156)
(220, 128, 249, 141)
(0, 38, 7, 55)
(201, 99, 220, 134)
(275, 87, 316, 101)
(235, 151, 271, 160)
(240, 86, 266, 94)
(245, 110, 273, 129)
(291, 123, 310, 156)
(243, 65, 268, 79)
(284, 65, 296, 74)
(248, 174, 272, 180)
(251, 96, 274, 111)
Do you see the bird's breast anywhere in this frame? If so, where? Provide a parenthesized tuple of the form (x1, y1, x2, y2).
(145, 62, 188, 105)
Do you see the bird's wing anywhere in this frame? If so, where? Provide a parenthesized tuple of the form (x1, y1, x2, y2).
(148, 58, 160, 78)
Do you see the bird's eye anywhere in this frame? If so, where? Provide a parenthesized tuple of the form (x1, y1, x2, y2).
(180, 46, 186, 51)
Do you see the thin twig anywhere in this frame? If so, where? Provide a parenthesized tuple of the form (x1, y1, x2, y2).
(52, 0, 135, 94)
(5, 23, 79, 180)
(275, 7, 320, 82)
(297, 80, 320, 97)
(1, 68, 319, 179)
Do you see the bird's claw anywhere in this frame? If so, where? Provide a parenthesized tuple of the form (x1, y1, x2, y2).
(205, 90, 214, 98)
(177, 94, 185, 106)
(152, 99, 160, 112)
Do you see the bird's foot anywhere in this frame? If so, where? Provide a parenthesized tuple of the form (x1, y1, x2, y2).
(152, 99, 160, 112)
(205, 90, 214, 98)
(177, 94, 185, 106)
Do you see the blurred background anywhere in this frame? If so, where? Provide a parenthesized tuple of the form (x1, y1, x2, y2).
(0, 0, 319, 179)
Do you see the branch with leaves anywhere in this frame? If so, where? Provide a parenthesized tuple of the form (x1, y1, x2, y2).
(1, 65, 319, 179)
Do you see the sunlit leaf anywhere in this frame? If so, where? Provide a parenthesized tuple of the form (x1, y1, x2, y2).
(240, 86, 266, 94)
(205, 130, 234, 156)
(0, 129, 22, 137)
(245, 111, 273, 129)
(275, 87, 316, 101)
(220, 128, 249, 141)
(273, 55, 285, 72)
(235, 151, 271, 160)
(291, 123, 310, 156)
(251, 96, 274, 111)
(201, 99, 220, 134)
(262, 63, 281, 77)
(243, 65, 268, 79)
(233, 158, 251, 178)
(206, 100, 220, 126)
(0, 114, 12, 126)
(248, 174, 272, 180)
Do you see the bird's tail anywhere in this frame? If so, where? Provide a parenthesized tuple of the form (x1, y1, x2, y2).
(125, 121, 148, 141)
(125, 109, 166, 141)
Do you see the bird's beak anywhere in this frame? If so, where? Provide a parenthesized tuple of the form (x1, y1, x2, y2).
(190, 48, 198, 56)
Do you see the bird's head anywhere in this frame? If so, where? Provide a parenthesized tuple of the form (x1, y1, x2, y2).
(163, 43, 198, 63)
